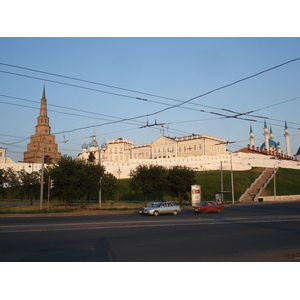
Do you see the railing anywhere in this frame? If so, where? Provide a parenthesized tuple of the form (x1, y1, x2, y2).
(253, 168, 278, 202)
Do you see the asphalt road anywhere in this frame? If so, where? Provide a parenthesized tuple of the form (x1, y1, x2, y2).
(1, 201, 300, 262)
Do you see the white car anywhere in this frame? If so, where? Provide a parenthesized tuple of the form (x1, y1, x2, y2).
(141, 202, 181, 216)
(138, 202, 159, 214)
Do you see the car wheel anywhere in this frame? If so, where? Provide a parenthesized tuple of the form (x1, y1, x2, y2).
(202, 209, 207, 214)
(173, 210, 178, 216)
(217, 209, 221, 213)
(153, 210, 159, 216)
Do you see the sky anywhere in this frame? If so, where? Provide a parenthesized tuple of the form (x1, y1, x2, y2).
(1, 37, 300, 162)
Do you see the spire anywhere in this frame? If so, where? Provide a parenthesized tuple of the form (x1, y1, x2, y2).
(269, 126, 274, 141)
(285, 120, 288, 129)
(42, 84, 46, 99)
(39, 85, 48, 117)
(250, 125, 253, 133)
(264, 119, 267, 129)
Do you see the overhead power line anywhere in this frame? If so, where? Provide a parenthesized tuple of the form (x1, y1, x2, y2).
(152, 57, 300, 115)
(0, 62, 181, 103)
(1, 57, 300, 136)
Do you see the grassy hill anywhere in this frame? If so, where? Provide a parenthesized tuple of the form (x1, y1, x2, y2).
(261, 168, 300, 196)
(118, 167, 300, 203)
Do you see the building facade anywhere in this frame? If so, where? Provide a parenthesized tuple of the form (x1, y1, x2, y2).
(77, 134, 227, 163)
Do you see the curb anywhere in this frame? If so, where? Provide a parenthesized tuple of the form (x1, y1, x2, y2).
(0, 210, 137, 218)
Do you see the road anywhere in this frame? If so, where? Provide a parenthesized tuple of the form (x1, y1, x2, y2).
(1, 201, 300, 262)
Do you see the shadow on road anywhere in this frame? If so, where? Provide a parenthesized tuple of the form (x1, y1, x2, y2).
(19, 237, 117, 262)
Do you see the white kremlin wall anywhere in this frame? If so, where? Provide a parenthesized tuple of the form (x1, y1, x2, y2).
(1, 152, 300, 179)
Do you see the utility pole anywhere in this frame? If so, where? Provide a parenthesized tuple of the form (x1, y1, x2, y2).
(40, 139, 45, 210)
(47, 176, 50, 211)
(99, 176, 102, 208)
(230, 153, 235, 204)
(220, 161, 224, 203)
(274, 164, 277, 202)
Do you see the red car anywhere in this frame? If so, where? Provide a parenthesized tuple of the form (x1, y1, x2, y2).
(193, 201, 224, 214)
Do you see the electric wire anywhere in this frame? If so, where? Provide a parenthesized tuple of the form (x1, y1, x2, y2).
(1, 57, 300, 153)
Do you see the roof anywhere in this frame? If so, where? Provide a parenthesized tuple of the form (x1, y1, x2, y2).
(260, 139, 279, 149)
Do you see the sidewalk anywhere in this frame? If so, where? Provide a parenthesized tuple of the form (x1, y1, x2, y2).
(0, 209, 137, 218)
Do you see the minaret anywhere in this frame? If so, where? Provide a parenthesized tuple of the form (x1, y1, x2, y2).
(284, 121, 291, 156)
(263, 120, 269, 151)
(249, 125, 254, 148)
(269, 126, 274, 141)
(24, 85, 61, 163)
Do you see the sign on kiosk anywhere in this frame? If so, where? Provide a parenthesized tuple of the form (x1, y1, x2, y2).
(191, 185, 201, 206)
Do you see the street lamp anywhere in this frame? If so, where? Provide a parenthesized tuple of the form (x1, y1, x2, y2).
(230, 153, 235, 204)
(99, 176, 102, 208)
(274, 161, 281, 202)
(117, 167, 122, 201)
(40, 139, 45, 210)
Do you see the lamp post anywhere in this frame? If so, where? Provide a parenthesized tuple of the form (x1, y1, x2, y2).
(220, 161, 224, 203)
(99, 176, 102, 208)
(230, 153, 235, 204)
(274, 161, 281, 202)
(117, 167, 122, 201)
(40, 139, 45, 210)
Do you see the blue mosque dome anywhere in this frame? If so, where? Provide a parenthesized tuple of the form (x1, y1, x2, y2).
(260, 140, 278, 149)
(101, 141, 107, 149)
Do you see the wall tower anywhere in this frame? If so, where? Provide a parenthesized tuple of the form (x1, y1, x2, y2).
(23, 86, 61, 163)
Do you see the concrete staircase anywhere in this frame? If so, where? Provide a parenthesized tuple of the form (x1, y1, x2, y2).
(239, 168, 278, 202)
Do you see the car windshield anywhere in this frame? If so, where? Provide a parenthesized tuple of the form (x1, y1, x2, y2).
(199, 202, 207, 206)
(146, 202, 156, 207)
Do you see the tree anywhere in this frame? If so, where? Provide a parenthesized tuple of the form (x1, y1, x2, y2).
(130, 165, 168, 203)
(101, 172, 118, 202)
(46, 156, 78, 209)
(167, 166, 196, 203)
(46, 156, 105, 209)
(148, 165, 168, 201)
(0, 168, 8, 199)
(88, 152, 96, 163)
(74, 160, 105, 208)
(4, 167, 20, 201)
(17, 169, 40, 205)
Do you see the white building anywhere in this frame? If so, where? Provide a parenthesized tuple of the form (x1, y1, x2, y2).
(1, 123, 299, 179)
(0, 148, 42, 173)
(75, 133, 300, 179)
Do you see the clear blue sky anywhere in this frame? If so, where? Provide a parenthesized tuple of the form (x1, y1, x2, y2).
(1, 37, 300, 161)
